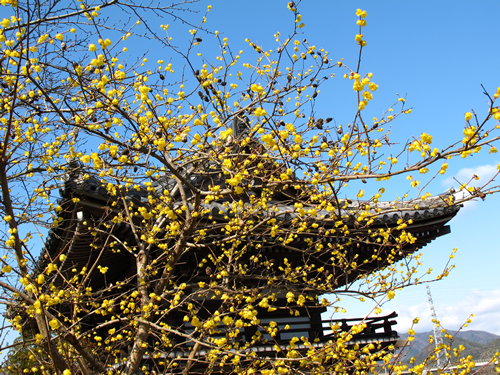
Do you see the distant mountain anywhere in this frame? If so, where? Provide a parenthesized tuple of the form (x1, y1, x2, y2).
(396, 330, 500, 366)
(448, 330, 500, 345)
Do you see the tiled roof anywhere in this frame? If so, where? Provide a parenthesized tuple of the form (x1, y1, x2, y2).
(37, 163, 460, 289)
(59, 162, 460, 225)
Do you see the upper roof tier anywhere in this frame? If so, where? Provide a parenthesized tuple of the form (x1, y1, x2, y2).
(37, 161, 460, 292)
(60, 161, 459, 227)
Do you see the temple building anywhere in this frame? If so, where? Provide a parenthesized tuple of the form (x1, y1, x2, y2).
(26, 118, 461, 373)
(31, 156, 459, 373)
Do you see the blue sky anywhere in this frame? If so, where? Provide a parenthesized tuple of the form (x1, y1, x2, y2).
(65, 0, 500, 335)
(4, 0, 500, 339)
(195, 1, 500, 334)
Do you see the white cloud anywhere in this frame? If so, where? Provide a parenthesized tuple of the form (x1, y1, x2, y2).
(442, 163, 499, 189)
(387, 290, 500, 335)
(441, 163, 499, 216)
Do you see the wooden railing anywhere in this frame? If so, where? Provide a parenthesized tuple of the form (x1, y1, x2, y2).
(251, 311, 399, 344)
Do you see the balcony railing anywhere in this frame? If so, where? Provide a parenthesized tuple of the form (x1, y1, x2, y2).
(254, 311, 398, 345)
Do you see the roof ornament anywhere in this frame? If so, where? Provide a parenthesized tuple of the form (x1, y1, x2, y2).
(61, 159, 83, 184)
(231, 114, 251, 139)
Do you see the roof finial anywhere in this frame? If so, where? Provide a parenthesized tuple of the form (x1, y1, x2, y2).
(231, 114, 251, 138)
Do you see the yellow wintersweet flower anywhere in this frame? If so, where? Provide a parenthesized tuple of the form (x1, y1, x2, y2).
(353, 80, 363, 92)
(253, 107, 267, 117)
(46, 263, 57, 275)
(250, 83, 264, 93)
(464, 112, 472, 121)
(356, 9, 368, 18)
(191, 316, 201, 327)
(439, 163, 448, 174)
(421, 132, 433, 144)
(88, 44, 96, 52)
(369, 82, 378, 91)
(1, 19, 11, 28)
(49, 318, 59, 330)
(80, 155, 91, 164)
(387, 290, 395, 300)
